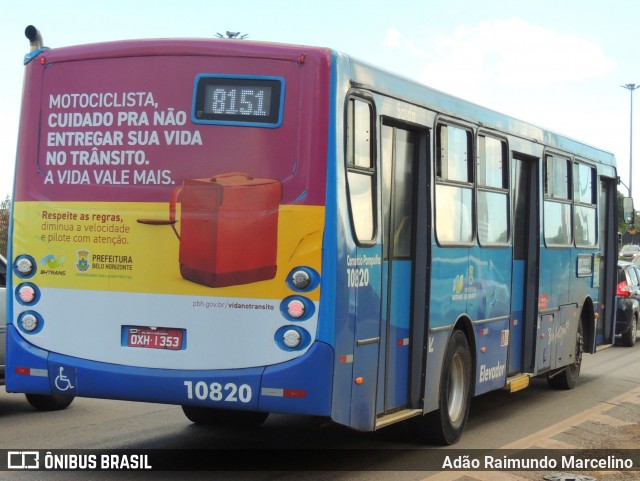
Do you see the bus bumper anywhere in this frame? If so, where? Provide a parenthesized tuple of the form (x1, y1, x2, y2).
(6, 326, 334, 417)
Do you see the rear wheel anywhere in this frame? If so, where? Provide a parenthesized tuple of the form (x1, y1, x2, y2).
(621, 314, 638, 347)
(25, 394, 74, 411)
(408, 330, 472, 445)
(548, 321, 583, 390)
(182, 406, 269, 428)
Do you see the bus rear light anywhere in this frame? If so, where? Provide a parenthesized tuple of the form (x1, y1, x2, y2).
(282, 329, 302, 348)
(18, 285, 36, 303)
(16, 283, 40, 305)
(274, 325, 311, 351)
(287, 299, 305, 319)
(291, 270, 311, 290)
(20, 313, 39, 331)
(286, 267, 319, 292)
(15, 256, 35, 276)
(280, 295, 315, 321)
(17, 311, 44, 334)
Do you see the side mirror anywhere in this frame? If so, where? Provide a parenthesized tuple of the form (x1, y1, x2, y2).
(623, 197, 635, 225)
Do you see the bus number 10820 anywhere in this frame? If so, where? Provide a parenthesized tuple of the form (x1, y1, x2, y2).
(347, 268, 370, 288)
(183, 380, 252, 403)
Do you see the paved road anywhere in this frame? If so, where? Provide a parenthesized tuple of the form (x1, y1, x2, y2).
(0, 338, 639, 480)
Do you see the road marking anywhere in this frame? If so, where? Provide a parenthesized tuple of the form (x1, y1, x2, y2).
(420, 386, 640, 480)
(501, 386, 640, 449)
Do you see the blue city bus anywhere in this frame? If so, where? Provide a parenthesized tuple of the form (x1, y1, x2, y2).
(6, 26, 618, 444)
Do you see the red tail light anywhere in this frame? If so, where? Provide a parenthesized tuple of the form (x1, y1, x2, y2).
(617, 281, 631, 297)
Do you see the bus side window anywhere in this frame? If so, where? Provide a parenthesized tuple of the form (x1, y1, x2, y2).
(544, 154, 572, 246)
(346, 97, 376, 244)
(477, 135, 509, 245)
(544, 155, 571, 247)
(573, 161, 597, 248)
(435, 124, 473, 245)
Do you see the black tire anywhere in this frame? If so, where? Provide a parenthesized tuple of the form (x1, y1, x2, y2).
(621, 314, 638, 347)
(408, 330, 472, 445)
(548, 322, 583, 390)
(182, 405, 269, 428)
(25, 394, 74, 411)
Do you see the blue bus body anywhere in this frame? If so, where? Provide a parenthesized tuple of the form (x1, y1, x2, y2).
(7, 35, 617, 444)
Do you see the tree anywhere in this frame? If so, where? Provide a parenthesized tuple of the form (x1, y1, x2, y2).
(0, 196, 9, 257)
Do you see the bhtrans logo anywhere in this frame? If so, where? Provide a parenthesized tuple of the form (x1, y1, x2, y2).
(40, 254, 66, 276)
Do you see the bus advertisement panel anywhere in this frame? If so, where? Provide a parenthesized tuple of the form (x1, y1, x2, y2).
(9, 35, 332, 415)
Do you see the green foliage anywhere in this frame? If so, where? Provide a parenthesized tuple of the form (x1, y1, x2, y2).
(0, 196, 9, 257)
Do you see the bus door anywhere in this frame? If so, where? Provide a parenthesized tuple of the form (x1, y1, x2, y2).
(596, 177, 617, 347)
(377, 122, 419, 413)
(509, 154, 539, 374)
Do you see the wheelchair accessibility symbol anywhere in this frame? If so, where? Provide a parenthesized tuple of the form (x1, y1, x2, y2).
(54, 366, 76, 392)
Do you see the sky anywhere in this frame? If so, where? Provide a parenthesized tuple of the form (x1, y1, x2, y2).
(1, 0, 639, 203)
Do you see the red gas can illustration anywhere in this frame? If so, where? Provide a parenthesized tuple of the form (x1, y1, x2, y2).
(141, 172, 282, 287)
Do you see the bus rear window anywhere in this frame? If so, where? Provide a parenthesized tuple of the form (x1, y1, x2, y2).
(192, 74, 285, 128)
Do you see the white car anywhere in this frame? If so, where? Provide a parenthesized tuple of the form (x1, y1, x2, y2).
(619, 244, 640, 260)
(0, 254, 74, 410)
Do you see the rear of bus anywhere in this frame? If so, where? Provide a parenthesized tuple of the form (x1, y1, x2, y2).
(7, 36, 334, 419)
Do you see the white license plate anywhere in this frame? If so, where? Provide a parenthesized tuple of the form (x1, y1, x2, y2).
(127, 327, 184, 350)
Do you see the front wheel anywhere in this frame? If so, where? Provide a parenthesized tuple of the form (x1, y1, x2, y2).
(408, 330, 472, 445)
(182, 406, 269, 428)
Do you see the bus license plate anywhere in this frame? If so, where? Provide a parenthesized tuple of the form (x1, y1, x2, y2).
(127, 327, 184, 350)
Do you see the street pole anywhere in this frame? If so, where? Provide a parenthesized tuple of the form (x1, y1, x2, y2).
(622, 83, 639, 199)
